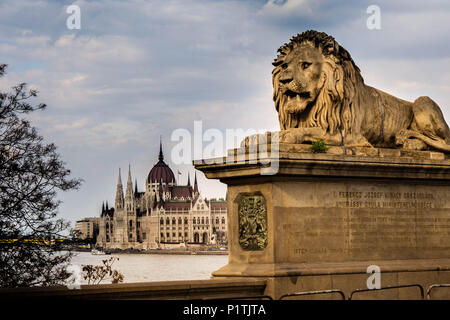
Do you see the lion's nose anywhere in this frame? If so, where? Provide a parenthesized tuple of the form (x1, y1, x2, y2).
(279, 76, 292, 84)
(278, 72, 293, 84)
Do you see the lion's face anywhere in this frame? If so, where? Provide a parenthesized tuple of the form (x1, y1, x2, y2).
(275, 43, 325, 115)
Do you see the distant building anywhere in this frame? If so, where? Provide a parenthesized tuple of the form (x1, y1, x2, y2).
(74, 218, 99, 240)
(95, 141, 227, 250)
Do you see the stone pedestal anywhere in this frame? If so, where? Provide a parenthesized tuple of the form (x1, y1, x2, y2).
(194, 144, 450, 299)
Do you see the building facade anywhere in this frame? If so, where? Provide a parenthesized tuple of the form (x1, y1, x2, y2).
(96, 142, 227, 250)
(74, 217, 99, 240)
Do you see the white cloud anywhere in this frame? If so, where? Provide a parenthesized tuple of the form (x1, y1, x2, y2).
(260, 0, 313, 17)
(53, 118, 88, 131)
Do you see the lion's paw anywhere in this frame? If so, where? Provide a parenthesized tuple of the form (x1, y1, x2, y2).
(278, 130, 299, 144)
(240, 132, 272, 148)
(395, 129, 409, 146)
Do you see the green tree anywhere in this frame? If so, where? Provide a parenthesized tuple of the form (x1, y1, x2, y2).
(0, 64, 82, 287)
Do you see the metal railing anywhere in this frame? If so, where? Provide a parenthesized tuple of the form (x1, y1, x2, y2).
(201, 283, 450, 300)
(349, 284, 424, 300)
(426, 284, 450, 300)
(279, 289, 346, 300)
(203, 295, 273, 300)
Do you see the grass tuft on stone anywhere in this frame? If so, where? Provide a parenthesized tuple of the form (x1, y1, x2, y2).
(311, 139, 329, 153)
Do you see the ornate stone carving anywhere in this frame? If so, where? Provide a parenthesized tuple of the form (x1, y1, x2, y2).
(238, 194, 268, 250)
(243, 30, 450, 153)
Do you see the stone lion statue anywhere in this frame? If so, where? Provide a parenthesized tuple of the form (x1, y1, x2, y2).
(244, 30, 450, 152)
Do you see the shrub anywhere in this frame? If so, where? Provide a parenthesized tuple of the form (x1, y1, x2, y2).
(311, 139, 328, 153)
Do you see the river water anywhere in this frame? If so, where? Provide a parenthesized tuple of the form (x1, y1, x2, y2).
(69, 251, 228, 284)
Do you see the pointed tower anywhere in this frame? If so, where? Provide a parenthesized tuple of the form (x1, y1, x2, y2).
(115, 168, 124, 211)
(187, 172, 191, 187)
(135, 178, 138, 194)
(124, 164, 135, 218)
(101, 202, 105, 215)
(125, 165, 136, 242)
(194, 171, 199, 195)
(125, 165, 134, 201)
(106, 200, 109, 211)
(158, 136, 164, 162)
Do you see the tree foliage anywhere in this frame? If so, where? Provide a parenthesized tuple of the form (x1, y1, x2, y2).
(0, 64, 82, 287)
(82, 257, 124, 285)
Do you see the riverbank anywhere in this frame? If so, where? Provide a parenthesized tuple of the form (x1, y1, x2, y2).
(151, 250, 228, 255)
(71, 247, 228, 255)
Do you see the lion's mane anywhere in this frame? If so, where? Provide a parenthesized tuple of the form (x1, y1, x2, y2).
(272, 30, 364, 137)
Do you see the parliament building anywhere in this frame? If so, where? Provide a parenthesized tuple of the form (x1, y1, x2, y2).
(96, 142, 227, 250)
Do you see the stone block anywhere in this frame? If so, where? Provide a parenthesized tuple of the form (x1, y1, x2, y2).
(196, 150, 450, 299)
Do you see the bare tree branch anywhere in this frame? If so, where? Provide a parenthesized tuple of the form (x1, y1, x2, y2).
(0, 64, 83, 287)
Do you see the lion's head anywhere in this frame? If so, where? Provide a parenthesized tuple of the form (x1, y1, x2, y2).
(273, 30, 364, 136)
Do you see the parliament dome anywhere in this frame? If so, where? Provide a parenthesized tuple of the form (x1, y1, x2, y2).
(147, 141, 175, 184)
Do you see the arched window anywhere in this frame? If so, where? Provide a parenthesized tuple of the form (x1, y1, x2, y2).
(184, 218, 188, 224)
(172, 218, 176, 224)
(201, 217, 204, 224)
(178, 217, 182, 224)
(160, 218, 164, 225)
(129, 220, 133, 228)
(221, 217, 225, 224)
(166, 217, 170, 224)
(216, 218, 219, 224)
(193, 218, 196, 224)
(206, 218, 209, 224)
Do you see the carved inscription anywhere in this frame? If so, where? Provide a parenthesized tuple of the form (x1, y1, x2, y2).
(279, 186, 450, 262)
(334, 191, 435, 209)
(238, 195, 268, 251)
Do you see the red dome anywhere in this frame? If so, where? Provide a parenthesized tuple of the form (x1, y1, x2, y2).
(147, 140, 175, 184)
(148, 160, 175, 184)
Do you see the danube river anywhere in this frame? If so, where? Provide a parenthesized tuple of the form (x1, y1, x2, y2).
(69, 251, 228, 284)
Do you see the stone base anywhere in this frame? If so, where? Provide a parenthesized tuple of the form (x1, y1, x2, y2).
(196, 144, 450, 299)
(213, 269, 450, 300)
(212, 260, 450, 299)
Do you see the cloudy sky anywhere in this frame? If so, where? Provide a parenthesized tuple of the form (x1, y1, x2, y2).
(1, 0, 450, 227)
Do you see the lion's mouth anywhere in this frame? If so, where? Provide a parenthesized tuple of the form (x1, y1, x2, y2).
(284, 90, 311, 113)
(285, 90, 310, 99)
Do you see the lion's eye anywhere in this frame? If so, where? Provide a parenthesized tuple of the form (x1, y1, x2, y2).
(301, 62, 312, 70)
(281, 63, 288, 69)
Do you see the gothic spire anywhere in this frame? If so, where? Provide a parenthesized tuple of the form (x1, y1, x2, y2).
(158, 136, 164, 162)
(187, 172, 191, 186)
(135, 178, 138, 194)
(117, 167, 122, 184)
(125, 164, 133, 200)
(194, 171, 199, 194)
(115, 168, 124, 210)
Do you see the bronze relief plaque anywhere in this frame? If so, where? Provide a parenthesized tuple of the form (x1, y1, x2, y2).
(238, 194, 268, 250)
